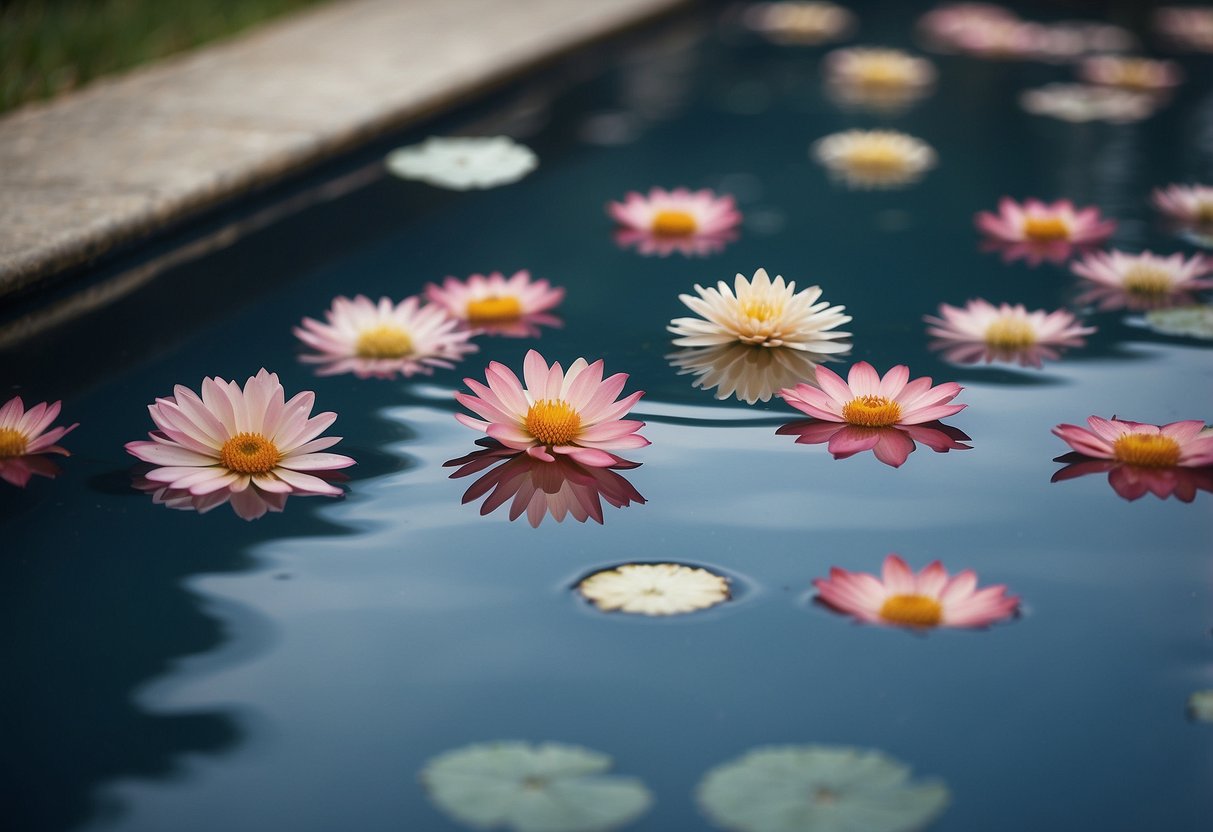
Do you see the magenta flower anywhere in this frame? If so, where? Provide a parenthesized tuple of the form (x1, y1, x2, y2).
(924, 299, 1095, 368)
(294, 295, 476, 379)
(976, 198, 1116, 266)
(1071, 250, 1213, 311)
(455, 350, 648, 468)
(125, 369, 355, 519)
(1052, 416, 1213, 502)
(777, 419, 971, 468)
(445, 441, 645, 527)
(814, 554, 1020, 630)
(0, 396, 78, 487)
(607, 187, 741, 257)
(780, 362, 965, 428)
(424, 270, 565, 338)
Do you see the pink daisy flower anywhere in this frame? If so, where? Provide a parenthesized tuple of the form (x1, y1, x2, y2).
(1153, 184, 1213, 245)
(445, 440, 645, 527)
(777, 419, 971, 468)
(813, 554, 1020, 630)
(924, 299, 1096, 368)
(607, 187, 741, 257)
(424, 270, 565, 338)
(1071, 250, 1213, 311)
(294, 294, 476, 379)
(1052, 416, 1213, 502)
(976, 198, 1116, 266)
(0, 396, 78, 487)
(125, 369, 355, 520)
(455, 350, 649, 468)
(780, 362, 966, 429)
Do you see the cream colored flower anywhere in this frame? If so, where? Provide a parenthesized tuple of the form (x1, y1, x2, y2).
(743, 1, 856, 45)
(386, 136, 537, 190)
(812, 130, 937, 189)
(823, 48, 937, 113)
(1019, 83, 1156, 124)
(577, 563, 730, 616)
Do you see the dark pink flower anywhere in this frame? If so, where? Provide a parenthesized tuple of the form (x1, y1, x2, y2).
(0, 396, 78, 487)
(976, 198, 1115, 266)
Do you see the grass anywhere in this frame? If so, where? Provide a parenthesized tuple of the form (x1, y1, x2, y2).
(0, 0, 330, 114)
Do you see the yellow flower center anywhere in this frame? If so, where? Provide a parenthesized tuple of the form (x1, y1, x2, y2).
(841, 395, 902, 427)
(1112, 433, 1181, 468)
(524, 399, 582, 447)
(1022, 216, 1070, 241)
(355, 325, 413, 359)
(1122, 265, 1174, 296)
(466, 295, 522, 323)
(0, 427, 28, 458)
(853, 58, 909, 88)
(219, 432, 282, 474)
(879, 594, 943, 628)
(651, 210, 698, 236)
(984, 318, 1037, 349)
(843, 143, 906, 172)
(1115, 61, 1155, 89)
(740, 298, 785, 322)
(1195, 201, 1213, 224)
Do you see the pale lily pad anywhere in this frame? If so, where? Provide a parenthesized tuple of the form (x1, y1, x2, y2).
(577, 563, 731, 616)
(1145, 306, 1213, 340)
(421, 741, 652, 832)
(697, 745, 949, 832)
(1188, 690, 1213, 722)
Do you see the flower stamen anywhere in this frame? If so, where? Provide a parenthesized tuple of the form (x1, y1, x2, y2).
(1122, 265, 1174, 296)
(1022, 216, 1069, 241)
(355, 325, 413, 359)
(740, 299, 785, 322)
(651, 210, 698, 236)
(466, 295, 522, 323)
(841, 395, 902, 427)
(879, 594, 943, 627)
(984, 318, 1037, 349)
(1112, 433, 1181, 468)
(219, 432, 281, 474)
(0, 427, 28, 458)
(524, 399, 582, 446)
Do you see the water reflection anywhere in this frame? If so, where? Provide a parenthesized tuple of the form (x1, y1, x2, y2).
(778, 419, 971, 468)
(445, 441, 645, 526)
(131, 471, 349, 520)
(1051, 454, 1213, 503)
(668, 343, 834, 404)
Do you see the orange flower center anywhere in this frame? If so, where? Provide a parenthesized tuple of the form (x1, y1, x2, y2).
(219, 432, 282, 474)
(1022, 215, 1069, 241)
(1195, 201, 1213, 224)
(984, 318, 1037, 349)
(466, 295, 522, 323)
(355, 325, 413, 359)
(879, 594, 943, 628)
(841, 395, 902, 427)
(0, 427, 28, 458)
(1122, 265, 1174, 296)
(1115, 61, 1155, 89)
(1112, 433, 1181, 468)
(524, 399, 582, 447)
(651, 210, 698, 236)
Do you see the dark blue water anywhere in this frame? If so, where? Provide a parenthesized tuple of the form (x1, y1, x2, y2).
(2, 2, 1212, 831)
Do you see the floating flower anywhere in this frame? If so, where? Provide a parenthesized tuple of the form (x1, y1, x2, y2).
(1190, 690, 1213, 722)
(455, 350, 648, 467)
(1152, 184, 1213, 247)
(812, 130, 936, 189)
(608, 187, 741, 257)
(1034, 21, 1137, 61)
(697, 744, 950, 832)
(577, 563, 730, 616)
(823, 47, 937, 113)
(421, 741, 652, 832)
(445, 440, 645, 527)
(668, 343, 842, 405)
(924, 299, 1096, 368)
(1019, 83, 1157, 123)
(1154, 7, 1213, 53)
(424, 270, 564, 338)
(917, 4, 1022, 54)
(125, 370, 355, 520)
(780, 362, 965, 428)
(777, 419, 971, 468)
(1144, 305, 1213, 340)
(0, 396, 78, 487)
(1071, 250, 1213, 311)
(385, 135, 537, 190)
(294, 294, 476, 379)
(976, 197, 1116, 266)
(1051, 416, 1213, 502)
(741, 1, 856, 46)
(1079, 56, 1183, 93)
(814, 554, 1020, 630)
(669, 268, 852, 356)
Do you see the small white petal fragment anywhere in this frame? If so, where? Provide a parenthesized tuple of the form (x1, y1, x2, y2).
(1144, 306, 1213, 340)
(386, 136, 537, 190)
(578, 563, 731, 616)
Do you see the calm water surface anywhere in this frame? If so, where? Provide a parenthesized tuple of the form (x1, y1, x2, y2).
(3, 2, 1212, 830)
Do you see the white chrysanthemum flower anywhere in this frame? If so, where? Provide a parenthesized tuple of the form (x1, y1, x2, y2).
(1190, 690, 1213, 722)
(743, 1, 856, 46)
(386, 136, 537, 190)
(1144, 305, 1213, 340)
(1019, 83, 1156, 123)
(812, 130, 937, 189)
(668, 343, 842, 405)
(577, 563, 730, 616)
(823, 48, 937, 113)
(669, 268, 852, 354)
(421, 741, 652, 832)
(697, 745, 950, 832)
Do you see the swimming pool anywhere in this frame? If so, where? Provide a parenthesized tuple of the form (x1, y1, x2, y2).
(3, 2, 1211, 830)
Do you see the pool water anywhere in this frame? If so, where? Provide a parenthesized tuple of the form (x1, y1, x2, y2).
(3, 2, 1212, 830)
